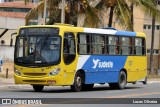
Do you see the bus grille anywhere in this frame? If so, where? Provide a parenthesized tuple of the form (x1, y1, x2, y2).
(23, 73, 47, 77)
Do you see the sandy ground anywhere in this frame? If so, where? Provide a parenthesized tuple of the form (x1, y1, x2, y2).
(0, 62, 14, 75)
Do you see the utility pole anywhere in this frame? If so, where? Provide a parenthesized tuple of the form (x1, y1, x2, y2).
(43, 0, 47, 25)
(61, 0, 65, 23)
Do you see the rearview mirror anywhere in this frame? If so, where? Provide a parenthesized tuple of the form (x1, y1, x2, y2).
(10, 32, 17, 47)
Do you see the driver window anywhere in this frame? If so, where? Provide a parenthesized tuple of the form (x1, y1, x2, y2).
(63, 32, 76, 64)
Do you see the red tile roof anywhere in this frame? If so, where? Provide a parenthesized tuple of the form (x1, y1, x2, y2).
(0, 1, 35, 8)
(0, 11, 27, 18)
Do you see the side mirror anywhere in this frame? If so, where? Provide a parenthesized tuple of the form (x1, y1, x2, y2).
(10, 33, 17, 47)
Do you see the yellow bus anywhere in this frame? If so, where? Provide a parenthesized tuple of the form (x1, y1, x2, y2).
(12, 24, 147, 92)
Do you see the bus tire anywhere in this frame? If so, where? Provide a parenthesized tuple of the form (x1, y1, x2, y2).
(132, 81, 136, 84)
(33, 85, 44, 92)
(71, 72, 83, 92)
(115, 70, 127, 89)
(143, 76, 147, 85)
(109, 83, 117, 89)
(82, 84, 94, 91)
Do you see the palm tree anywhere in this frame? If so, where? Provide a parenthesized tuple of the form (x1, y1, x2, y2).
(96, 0, 132, 30)
(95, 0, 160, 31)
(128, 0, 160, 31)
(24, 0, 102, 28)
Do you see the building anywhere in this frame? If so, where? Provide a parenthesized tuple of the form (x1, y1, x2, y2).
(0, 1, 35, 61)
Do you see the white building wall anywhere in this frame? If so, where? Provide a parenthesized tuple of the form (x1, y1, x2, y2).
(0, 16, 25, 61)
(0, 16, 25, 29)
(0, 46, 14, 61)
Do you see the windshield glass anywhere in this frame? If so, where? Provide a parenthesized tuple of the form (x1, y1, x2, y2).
(15, 35, 61, 66)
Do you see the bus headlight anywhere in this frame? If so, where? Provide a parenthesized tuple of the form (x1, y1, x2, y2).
(14, 68, 22, 76)
(48, 68, 61, 76)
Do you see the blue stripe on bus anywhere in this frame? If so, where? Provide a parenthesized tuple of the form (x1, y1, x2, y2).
(115, 30, 136, 36)
(81, 55, 127, 84)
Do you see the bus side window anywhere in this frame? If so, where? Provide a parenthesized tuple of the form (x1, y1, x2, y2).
(108, 36, 119, 55)
(77, 33, 90, 54)
(134, 38, 143, 55)
(142, 38, 146, 55)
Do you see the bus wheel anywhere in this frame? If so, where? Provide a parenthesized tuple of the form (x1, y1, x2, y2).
(116, 70, 127, 89)
(71, 72, 83, 92)
(109, 83, 117, 89)
(32, 85, 44, 92)
(132, 81, 136, 84)
(82, 84, 94, 91)
(143, 77, 147, 85)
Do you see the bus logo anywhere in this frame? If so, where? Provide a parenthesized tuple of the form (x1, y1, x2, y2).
(92, 58, 113, 69)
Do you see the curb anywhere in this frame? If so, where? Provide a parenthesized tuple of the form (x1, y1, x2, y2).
(0, 85, 32, 89)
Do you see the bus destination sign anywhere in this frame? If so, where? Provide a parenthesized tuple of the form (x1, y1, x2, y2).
(19, 27, 59, 35)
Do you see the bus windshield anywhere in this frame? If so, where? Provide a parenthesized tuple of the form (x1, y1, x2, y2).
(15, 35, 61, 66)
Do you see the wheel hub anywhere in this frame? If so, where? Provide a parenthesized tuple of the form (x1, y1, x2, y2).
(76, 76, 81, 87)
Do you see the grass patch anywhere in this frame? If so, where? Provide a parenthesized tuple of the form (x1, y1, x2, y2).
(0, 73, 13, 78)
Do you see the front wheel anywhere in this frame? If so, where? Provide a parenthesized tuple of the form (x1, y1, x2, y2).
(32, 85, 44, 92)
(71, 72, 83, 92)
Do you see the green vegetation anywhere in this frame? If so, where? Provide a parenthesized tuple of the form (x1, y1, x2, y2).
(24, 0, 101, 28)
(24, 0, 160, 31)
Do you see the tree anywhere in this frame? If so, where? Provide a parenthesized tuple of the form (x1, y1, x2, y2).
(96, 0, 132, 30)
(128, 0, 160, 31)
(24, 0, 102, 28)
(95, 0, 160, 31)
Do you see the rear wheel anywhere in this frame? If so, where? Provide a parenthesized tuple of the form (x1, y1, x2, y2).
(116, 70, 127, 89)
(32, 85, 44, 92)
(109, 83, 117, 89)
(71, 72, 83, 92)
(109, 70, 127, 89)
(143, 77, 147, 85)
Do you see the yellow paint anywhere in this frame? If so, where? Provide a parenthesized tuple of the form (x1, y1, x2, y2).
(124, 56, 147, 82)
(14, 25, 84, 86)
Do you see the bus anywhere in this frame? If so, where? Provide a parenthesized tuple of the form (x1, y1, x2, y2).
(12, 24, 147, 92)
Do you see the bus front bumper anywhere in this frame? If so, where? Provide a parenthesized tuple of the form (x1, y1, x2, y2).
(14, 74, 68, 86)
